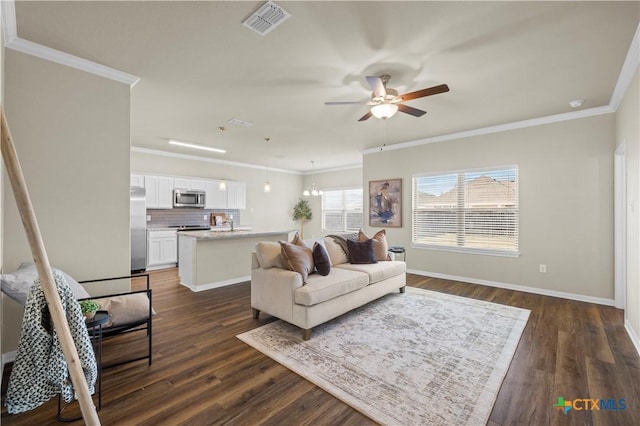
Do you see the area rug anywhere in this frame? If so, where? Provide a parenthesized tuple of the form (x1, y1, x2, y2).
(237, 287, 530, 426)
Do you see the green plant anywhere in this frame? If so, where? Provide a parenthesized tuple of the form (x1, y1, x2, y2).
(79, 300, 100, 315)
(292, 198, 312, 238)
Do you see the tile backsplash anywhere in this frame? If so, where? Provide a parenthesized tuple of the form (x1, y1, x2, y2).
(147, 208, 241, 228)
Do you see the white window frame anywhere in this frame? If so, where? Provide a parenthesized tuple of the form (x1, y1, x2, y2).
(412, 165, 520, 257)
(321, 187, 364, 233)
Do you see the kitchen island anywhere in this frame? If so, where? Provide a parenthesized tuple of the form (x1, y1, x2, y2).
(178, 229, 293, 292)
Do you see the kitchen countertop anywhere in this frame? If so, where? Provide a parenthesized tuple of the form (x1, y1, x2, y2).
(177, 229, 292, 240)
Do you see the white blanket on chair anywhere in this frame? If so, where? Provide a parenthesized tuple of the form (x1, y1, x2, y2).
(5, 270, 97, 414)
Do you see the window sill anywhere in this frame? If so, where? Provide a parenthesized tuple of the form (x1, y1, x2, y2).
(411, 243, 520, 258)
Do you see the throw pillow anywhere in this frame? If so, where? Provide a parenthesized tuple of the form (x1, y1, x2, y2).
(359, 229, 390, 261)
(312, 242, 331, 276)
(324, 237, 348, 265)
(280, 242, 314, 283)
(255, 241, 287, 269)
(1, 263, 90, 305)
(347, 239, 378, 264)
(92, 293, 155, 328)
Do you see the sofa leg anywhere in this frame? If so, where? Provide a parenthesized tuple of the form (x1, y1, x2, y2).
(252, 308, 260, 319)
(399, 286, 406, 294)
(302, 329, 312, 341)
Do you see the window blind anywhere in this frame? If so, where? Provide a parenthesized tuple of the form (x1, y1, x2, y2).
(412, 166, 518, 254)
(322, 188, 363, 232)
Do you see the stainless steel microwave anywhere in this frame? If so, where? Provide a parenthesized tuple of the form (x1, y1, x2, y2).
(173, 189, 206, 208)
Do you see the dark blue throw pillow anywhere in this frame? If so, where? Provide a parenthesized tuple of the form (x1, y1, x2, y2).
(312, 242, 331, 276)
(347, 239, 378, 264)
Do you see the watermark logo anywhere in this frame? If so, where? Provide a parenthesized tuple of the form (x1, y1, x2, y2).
(554, 397, 626, 414)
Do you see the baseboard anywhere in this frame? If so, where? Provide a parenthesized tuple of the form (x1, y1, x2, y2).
(406, 268, 616, 307)
(625, 320, 640, 357)
(180, 275, 251, 293)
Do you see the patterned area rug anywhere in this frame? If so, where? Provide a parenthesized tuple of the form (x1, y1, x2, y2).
(237, 287, 530, 426)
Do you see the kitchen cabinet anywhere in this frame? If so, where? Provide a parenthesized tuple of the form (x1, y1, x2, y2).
(145, 176, 174, 209)
(174, 178, 206, 191)
(205, 180, 227, 209)
(147, 229, 178, 269)
(227, 181, 246, 210)
(130, 174, 145, 188)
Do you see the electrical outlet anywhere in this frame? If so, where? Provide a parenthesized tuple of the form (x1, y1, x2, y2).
(146, 215, 151, 222)
(539, 264, 547, 273)
(204, 215, 208, 220)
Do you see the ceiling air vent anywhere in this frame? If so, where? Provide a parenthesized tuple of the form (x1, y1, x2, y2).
(242, 1, 291, 36)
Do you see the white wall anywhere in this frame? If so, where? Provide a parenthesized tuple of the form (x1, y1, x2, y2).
(616, 67, 640, 348)
(2, 50, 131, 352)
(364, 114, 615, 302)
(131, 150, 302, 233)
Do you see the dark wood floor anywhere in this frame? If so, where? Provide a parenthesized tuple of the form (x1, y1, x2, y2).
(2, 268, 639, 425)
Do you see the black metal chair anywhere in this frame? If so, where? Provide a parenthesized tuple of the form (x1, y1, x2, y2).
(77, 274, 152, 369)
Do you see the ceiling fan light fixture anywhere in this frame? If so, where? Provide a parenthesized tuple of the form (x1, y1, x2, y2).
(303, 189, 311, 196)
(371, 103, 399, 120)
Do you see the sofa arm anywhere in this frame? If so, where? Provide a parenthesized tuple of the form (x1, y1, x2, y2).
(251, 267, 302, 323)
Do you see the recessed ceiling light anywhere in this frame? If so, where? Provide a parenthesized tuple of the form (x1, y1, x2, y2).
(169, 140, 226, 153)
(569, 99, 584, 108)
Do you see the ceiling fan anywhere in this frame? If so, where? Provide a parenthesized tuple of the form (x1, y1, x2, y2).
(325, 74, 449, 121)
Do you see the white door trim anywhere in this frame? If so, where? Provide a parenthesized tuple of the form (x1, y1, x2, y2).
(614, 142, 627, 310)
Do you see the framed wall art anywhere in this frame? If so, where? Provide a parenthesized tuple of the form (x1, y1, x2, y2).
(369, 178, 402, 227)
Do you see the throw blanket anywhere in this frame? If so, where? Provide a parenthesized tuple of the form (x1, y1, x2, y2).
(5, 270, 97, 414)
(327, 233, 359, 258)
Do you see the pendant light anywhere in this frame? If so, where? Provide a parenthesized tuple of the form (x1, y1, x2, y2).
(303, 161, 322, 197)
(218, 126, 227, 191)
(264, 137, 271, 193)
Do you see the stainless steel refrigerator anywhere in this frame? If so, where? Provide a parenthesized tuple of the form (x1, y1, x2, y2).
(130, 186, 147, 273)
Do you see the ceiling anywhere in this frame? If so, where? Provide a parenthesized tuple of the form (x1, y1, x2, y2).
(10, 1, 640, 173)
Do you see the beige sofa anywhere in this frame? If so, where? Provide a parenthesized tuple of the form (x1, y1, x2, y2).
(250, 235, 406, 340)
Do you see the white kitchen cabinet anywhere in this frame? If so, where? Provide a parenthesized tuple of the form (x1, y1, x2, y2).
(145, 175, 174, 208)
(173, 177, 190, 190)
(205, 180, 227, 209)
(227, 181, 246, 210)
(147, 229, 178, 269)
(130, 174, 145, 188)
(190, 179, 207, 191)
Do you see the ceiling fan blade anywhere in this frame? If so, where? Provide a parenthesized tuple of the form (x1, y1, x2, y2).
(325, 101, 369, 105)
(397, 104, 427, 117)
(399, 84, 450, 102)
(358, 111, 373, 121)
(366, 76, 387, 98)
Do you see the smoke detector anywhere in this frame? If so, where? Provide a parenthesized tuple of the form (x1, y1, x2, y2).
(242, 1, 291, 36)
(569, 99, 584, 108)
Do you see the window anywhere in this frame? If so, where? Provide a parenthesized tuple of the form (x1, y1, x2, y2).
(322, 188, 363, 233)
(412, 166, 519, 255)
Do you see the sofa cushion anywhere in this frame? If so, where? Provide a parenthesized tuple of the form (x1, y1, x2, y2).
(335, 261, 406, 285)
(347, 239, 377, 264)
(324, 237, 348, 265)
(281, 242, 314, 283)
(312, 242, 331, 276)
(295, 267, 369, 306)
(255, 242, 287, 269)
(255, 233, 304, 269)
(359, 229, 390, 261)
(92, 293, 154, 328)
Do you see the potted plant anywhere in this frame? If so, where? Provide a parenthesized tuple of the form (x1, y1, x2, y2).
(292, 198, 312, 239)
(79, 300, 100, 321)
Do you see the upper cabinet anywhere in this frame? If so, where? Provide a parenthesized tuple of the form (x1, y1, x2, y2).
(227, 181, 246, 210)
(133, 173, 245, 210)
(145, 175, 174, 209)
(130, 174, 145, 188)
(205, 180, 227, 209)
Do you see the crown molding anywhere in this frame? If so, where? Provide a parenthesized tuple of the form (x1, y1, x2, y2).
(1, 0, 139, 87)
(363, 105, 614, 155)
(131, 146, 301, 175)
(610, 22, 640, 110)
